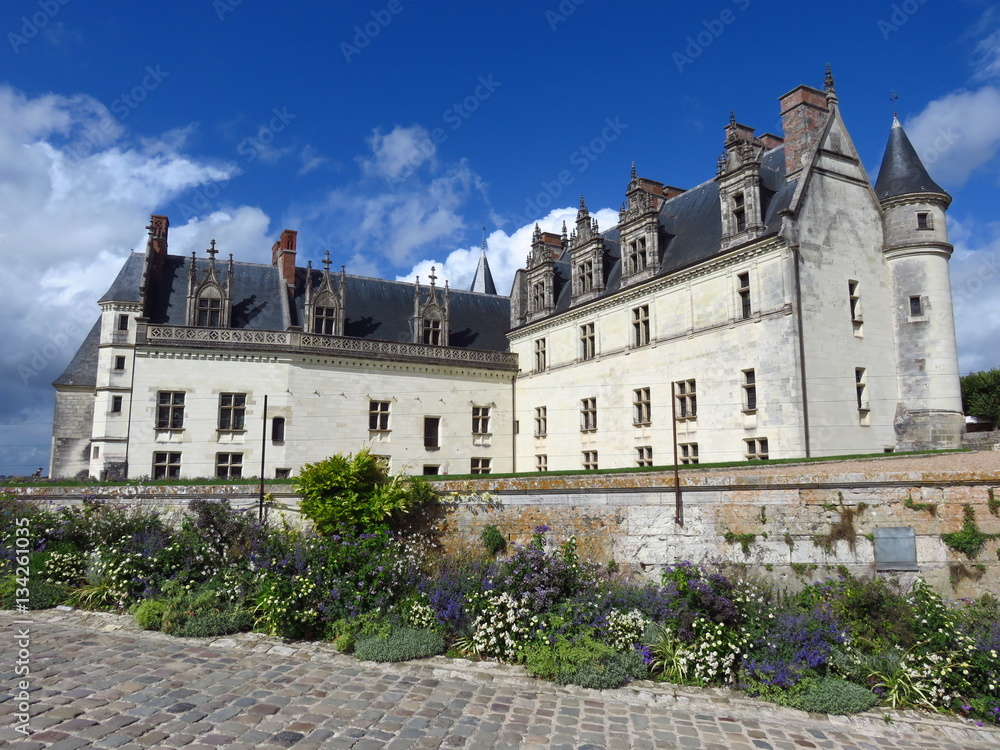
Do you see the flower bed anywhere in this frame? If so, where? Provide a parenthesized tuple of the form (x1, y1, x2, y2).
(2, 495, 998, 725)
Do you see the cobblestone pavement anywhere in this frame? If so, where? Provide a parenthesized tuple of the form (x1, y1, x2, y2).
(3, 610, 999, 750)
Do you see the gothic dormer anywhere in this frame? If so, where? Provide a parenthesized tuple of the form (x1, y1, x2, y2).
(717, 112, 766, 250)
(186, 240, 233, 327)
(569, 196, 606, 303)
(524, 224, 564, 322)
(618, 164, 664, 287)
(412, 267, 450, 345)
(305, 251, 346, 335)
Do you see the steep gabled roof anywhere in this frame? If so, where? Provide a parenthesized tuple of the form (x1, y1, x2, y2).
(874, 116, 948, 201)
(470, 248, 498, 295)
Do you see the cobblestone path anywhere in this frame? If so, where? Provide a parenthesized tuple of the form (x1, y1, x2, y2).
(2, 611, 999, 749)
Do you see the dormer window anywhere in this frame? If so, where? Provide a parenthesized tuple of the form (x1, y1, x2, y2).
(422, 316, 442, 345)
(733, 193, 747, 233)
(196, 288, 222, 326)
(578, 259, 594, 293)
(413, 267, 449, 346)
(628, 238, 648, 274)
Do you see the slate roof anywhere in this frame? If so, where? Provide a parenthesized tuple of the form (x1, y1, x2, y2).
(98, 252, 145, 303)
(549, 146, 794, 316)
(52, 318, 101, 387)
(470, 249, 498, 295)
(874, 117, 948, 201)
(292, 269, 511, 351)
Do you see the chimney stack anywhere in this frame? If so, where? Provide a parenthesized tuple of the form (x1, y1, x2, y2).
(148, 214, 169, 279)
(271, 229, 298, 288)
(778, 85, 829, 178)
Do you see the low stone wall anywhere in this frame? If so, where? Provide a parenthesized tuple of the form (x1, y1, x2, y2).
(4, 455, 999, 598)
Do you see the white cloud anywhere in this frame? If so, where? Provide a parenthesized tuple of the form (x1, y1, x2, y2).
(0, 84, 274, 474)
(948, 219, 1000, 374)
(905, 87, 1000, 186)
(297, 144, 327, 175)
(359, 124, 437, 182)
(397, 205, 620, 294)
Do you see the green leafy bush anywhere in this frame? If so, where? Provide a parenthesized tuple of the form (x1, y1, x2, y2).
(0, 574, 68, 610)
(295, 450, 433, 534)
(132, 598, 167, 630)
(480, 524, 506, 557)
(353, 626, 445, 662)
(567, 650, 647, 690)
(175, 608, 254, 638)
(777, 676, 879, 715)
(521, 633, 615, 681)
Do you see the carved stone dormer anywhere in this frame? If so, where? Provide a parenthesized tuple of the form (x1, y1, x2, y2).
(524, 224, 564, 322)
(569, 196, 605, 304)
(717, 112, 766, 250)
(412, 266, 450, 345)
(186, 240, 233, 327)
(619, 164, 665, 287)
(305, 251, 346, 335)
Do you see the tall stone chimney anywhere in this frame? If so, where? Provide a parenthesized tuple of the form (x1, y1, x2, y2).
(148, 214, 169, 279)
(271, 229, 298, 288)
(778, 85, 829, 179)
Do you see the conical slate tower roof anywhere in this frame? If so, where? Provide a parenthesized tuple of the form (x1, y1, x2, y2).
(874, 116, 948, 201)
(470, 241, 497, 295)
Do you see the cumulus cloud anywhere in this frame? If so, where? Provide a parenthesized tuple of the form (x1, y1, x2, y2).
(358, 124, 437, 182)
(947, 218, 1000, 374)
(905, 87, 1000, 186)
(0, 84, 274, 475)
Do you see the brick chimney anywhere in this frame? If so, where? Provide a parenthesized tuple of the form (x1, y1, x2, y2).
(759, 133, 785, 151)
(148, 214, 169, 279)
(539, 231, 563, 260)
(271, 229, 298, 288)
(778, 85, 829, 178)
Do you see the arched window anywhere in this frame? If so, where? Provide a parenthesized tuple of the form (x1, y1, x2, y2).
(196, 286, 222, 327)
(312, 294, 339, 335)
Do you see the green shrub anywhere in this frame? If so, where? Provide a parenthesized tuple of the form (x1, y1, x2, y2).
(295, 450, 433, 534)
(174, 608, 254, 638)
(353, 626, 445, 662)
(480, 524, 506, 557)
(132, 598, 167, 630)
(521, 634, 615, 682)
(0, 574, 68, 610)
(777, 676, 879, 715)
(566, 650, 647, 690)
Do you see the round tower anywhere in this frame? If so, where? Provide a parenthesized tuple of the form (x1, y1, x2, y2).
(875, 116, 964, 450)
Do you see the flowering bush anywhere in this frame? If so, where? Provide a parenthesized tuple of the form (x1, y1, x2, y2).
(605, 609, 649, 652)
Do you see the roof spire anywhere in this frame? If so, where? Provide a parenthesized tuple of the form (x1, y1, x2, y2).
(890, 90, 899, 119)
(874, 115, 948, 202)
(470, 227, 498, 294)
(824, 64, 838, 105)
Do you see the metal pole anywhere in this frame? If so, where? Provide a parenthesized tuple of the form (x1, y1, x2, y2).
(671, 381, 683, 526)
(259, 394, 268, 524)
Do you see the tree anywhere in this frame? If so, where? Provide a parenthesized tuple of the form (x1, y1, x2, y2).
(960, 369, 1000, 424)
(294, 449, 435, 535)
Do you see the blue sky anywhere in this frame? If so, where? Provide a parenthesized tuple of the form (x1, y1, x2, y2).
(2, 0, 1000, 476)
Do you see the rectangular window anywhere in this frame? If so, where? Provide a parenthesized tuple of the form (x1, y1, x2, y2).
(472, 406, 490, 435)
(117, 314, 129, 331)
(534, 406, 547, 437)
(531, 281, 546, 313)
(152, 451, 181, 479)
(737, 272, 751, 320)
(215, 452, 243, 478)
(471, 457, 491, 475)
(535, 454, 548, 472)
(422, 318, 442, 345)
(423, 465, 439, 475)
(909, 295, 923, 316)
(219, 393, 246, 430)
(578, 259, 594, 293)
(275, 468, 291, 479)
(314, 306, 337, 335)
(580, 322, 596, 360)
(114, 355, 126, 371)
(849, 280, 862, 321)
(156, 392, 185, 429)
(743, 369, 757, 412)
(745, 438, 769, 461)
(733, 192, 747, 233)
(92, 446, 100, 460)
(632, 304, 650, 347)
(856, 368, 868, 411)
(111, 395, 123, 414)
(675, 380, 697, 419)
(628, 238, 648, 274)
(369, 400, 390, 431)
(680, 443, 699, 465)
(534, 338, 547, 371)
(633, 387, 651, 426)
(196, 296, 222, 327)
(580, 397, 598, 432)
(916, 212, 932, 230)
(272, 416, 285, 442)
(424, 416, 440, 449)
(636, 446, 653, 467)
(582, 450, 599, 470)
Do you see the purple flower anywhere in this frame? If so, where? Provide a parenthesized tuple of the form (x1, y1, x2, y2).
(533, 525, 550, 535)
